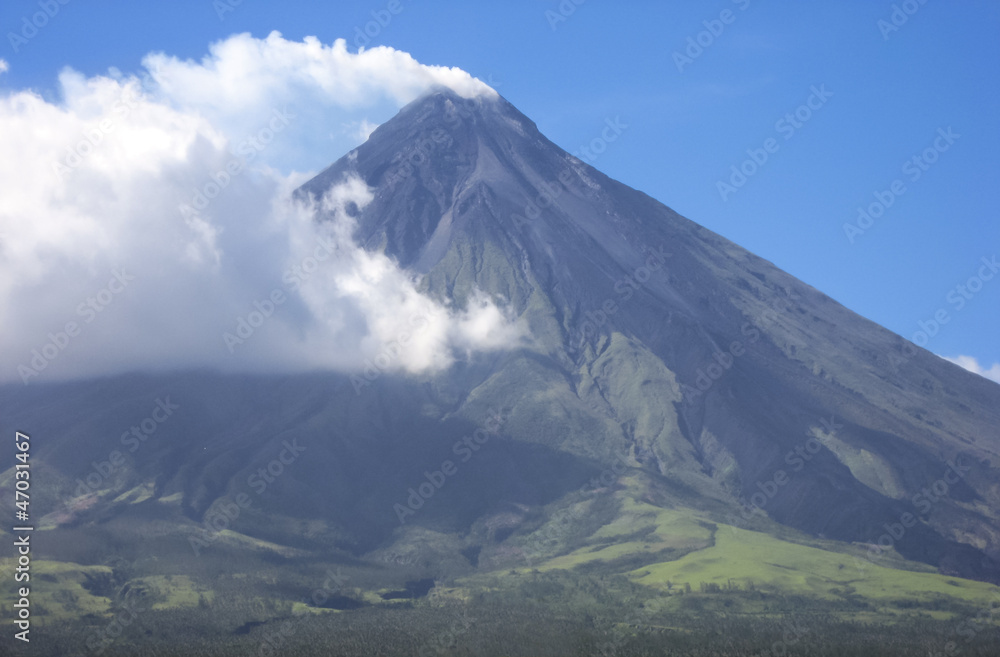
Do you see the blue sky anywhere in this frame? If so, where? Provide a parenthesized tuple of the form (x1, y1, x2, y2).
(2, 0, 997, 381)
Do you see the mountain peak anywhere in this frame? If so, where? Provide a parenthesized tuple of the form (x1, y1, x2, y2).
(301, 85, 540, 201)
(298, 87, 579, 270)
(291, 90, 1000, 585)
(393, 84, 537, 134)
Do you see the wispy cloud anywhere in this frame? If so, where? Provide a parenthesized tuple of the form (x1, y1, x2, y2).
(942, 355, 1000, 384)
(353, 118, 380, 141)
(0, 34, 518, 385)
(141, 31, 495, 172)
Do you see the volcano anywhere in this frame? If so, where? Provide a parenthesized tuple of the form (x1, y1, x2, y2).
(4, 86, 1000, 655)
(297, 87, 1000, 581)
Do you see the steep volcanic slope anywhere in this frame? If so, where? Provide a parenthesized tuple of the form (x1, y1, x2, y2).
(298, 88, 1000, 580)
(2, 88, 999, 590)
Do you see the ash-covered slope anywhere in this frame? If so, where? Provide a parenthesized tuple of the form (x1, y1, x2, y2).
(3, 88, 998, 590)
(299, 87, 1000, 581)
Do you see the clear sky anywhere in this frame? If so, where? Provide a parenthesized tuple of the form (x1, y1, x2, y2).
(2, 0, 997, 381)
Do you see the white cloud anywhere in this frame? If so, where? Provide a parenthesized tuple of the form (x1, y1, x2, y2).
(942, 355, 1000, 384)
(0, 34, 520, 385)
(0, 59, 8, 74)
(355, 118, 380, 141)
(139, 31, 495, 172)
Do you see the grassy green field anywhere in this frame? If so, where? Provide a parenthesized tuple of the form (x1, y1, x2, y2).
(3, 467, 999, 655)
(506, 488, 1000, 621)
(631, 524, 1000, 609)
